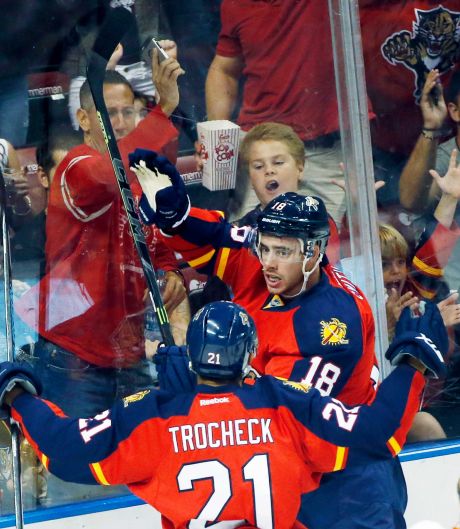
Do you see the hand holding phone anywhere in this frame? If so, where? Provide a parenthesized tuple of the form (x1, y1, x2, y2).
(142, 37, 170, 63)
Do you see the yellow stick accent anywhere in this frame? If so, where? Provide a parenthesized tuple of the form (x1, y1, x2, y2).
(387, 436, 401, 455)
(41, 454, 49, 470)
(188, 249, 216, 268)
(412, 256, 443, 277)
(92, 462, 110, 485)
(216, 248, 230, 279)
(333, 446, 346, 471)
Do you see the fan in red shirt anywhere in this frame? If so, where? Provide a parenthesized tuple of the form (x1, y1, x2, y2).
(15, 61, 185, 417)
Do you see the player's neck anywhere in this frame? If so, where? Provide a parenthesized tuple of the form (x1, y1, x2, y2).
(197, 376, 243, 387)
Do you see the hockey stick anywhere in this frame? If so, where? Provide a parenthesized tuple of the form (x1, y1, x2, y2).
(87, 7, 174, 346)
(0, 168, 24, 529)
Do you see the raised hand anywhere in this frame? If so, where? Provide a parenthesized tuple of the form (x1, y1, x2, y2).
(152, 49, 185, 117)
(420, 69, 447, 131)
(129, 149, 190, 230)
(429, 149, 460, 199)
(437, 291, 460, 327)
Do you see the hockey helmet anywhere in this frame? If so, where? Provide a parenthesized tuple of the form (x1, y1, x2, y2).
(187, 301, 257, 380)
(257, 192, 330, 256)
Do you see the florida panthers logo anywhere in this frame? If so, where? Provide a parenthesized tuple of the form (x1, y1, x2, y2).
(381, 6, 460, 102)
(320, 318, 349, 346)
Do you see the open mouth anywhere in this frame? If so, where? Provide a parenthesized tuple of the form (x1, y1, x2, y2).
(385, 281, 402, 294)
(264, 272, 282, 289)
(265, 180, 279, 192)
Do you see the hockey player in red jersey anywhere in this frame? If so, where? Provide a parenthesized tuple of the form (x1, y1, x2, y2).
(130, 150, 378, 401)
(0, 299, 448, 529)
(127, 149, 423, 528)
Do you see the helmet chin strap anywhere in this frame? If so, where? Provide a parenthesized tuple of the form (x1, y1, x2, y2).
(283, 251, 324, 298)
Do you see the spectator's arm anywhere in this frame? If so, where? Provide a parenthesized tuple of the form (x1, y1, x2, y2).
(152, 49, 185, 117)
(399, 69, 447, 212)
(430, 149, 460, 228)
(205, 54, 244, 120)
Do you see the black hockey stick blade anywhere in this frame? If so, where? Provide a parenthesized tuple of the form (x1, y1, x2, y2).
(87, 8, 175, 346)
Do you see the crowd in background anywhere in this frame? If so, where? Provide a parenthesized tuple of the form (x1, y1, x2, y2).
(0, 0, 459, 518)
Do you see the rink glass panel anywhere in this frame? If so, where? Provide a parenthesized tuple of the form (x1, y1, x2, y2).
(0, 0, 458, 516)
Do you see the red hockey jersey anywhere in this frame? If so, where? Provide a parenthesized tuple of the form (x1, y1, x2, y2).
(11, 366, 424, 529)
(161, 207, 378, 406)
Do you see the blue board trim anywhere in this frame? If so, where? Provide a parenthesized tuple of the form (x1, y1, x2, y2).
(0, 494, 145, 528)
(399, 438, 460, 462)
(0, 440, 459, 527)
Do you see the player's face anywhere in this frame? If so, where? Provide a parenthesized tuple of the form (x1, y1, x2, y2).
(258, 234, 306, 296)
(382, 256, 408, 295)
(82, 83, 136, 152)
(248, 141, 303, 208)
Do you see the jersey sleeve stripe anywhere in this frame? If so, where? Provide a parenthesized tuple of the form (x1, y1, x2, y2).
(333, 446, 347, 471)
(216, 247, 231, 278)
(412, 256, 443, 277)
(410, 281, 435, 300)
(188, 248, 216, 268)
(386, 436, 402, 456)
(91, 462, 110, 485)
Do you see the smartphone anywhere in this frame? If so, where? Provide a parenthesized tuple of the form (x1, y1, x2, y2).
(142, 37, 169, 63)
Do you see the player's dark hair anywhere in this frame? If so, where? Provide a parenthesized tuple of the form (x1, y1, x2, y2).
(79, 70, 133, 110)
(446, 69, 460, 104)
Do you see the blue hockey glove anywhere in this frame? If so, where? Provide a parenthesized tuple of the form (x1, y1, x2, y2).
(0, 361, 42, 408)
(129, 149, 190, 230)
(154, 346, 197, 393)
(385, 302, 448, 378)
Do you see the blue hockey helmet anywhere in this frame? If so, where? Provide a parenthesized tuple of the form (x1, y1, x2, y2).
(187, 301, 257, 380)
(257, 192, 330, 256)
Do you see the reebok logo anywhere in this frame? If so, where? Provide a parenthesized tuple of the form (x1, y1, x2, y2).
(200, 397, 230, 406)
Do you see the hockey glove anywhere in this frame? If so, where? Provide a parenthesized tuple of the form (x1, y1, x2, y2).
(385, 302, 448, 378)
(129, 149, 190, 230)
(0, 362, 42, 409)
(154, 345, 197, 393)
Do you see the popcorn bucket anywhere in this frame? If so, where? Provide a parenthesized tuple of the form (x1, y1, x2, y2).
(197, 120, 240, 191)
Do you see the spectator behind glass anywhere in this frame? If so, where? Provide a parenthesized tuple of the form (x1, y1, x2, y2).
(384, 146, 460, 349)
(0, 139, 34, 231)
(14, 64, 187, 418)
(205, 1, 358, 224)
(235, 122, 341, 265)
(399, 69, 460, 300)
(359, 1, 460, 207)
(11, 130, 81, 277)
(378, 145, 460, 442)
(63, 1, 170, 130)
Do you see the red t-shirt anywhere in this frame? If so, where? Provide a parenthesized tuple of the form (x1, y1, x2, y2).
(216, 0, 340, 141)
(360, 1, 460, 155)
(16, 107, 179, 368)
